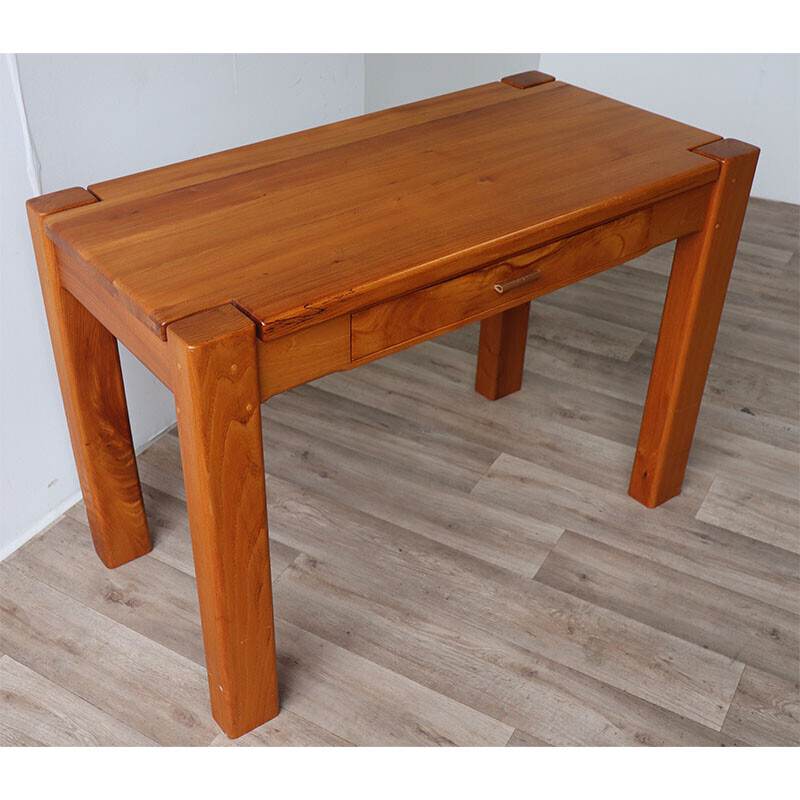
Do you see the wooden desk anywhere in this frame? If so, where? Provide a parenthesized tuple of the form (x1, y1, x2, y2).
(27, 70, 759, 738)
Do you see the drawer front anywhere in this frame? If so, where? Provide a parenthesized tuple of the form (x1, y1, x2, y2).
(351, 253, 542, 360)
(351, 198, 694, 361)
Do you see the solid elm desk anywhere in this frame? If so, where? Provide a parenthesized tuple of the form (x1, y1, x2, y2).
(27, 71, 759, 738)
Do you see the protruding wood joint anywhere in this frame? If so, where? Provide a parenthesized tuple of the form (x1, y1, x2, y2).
(166, 304, 258, 350)
(690, 138, 761, 164)
(501, 70, 555, 89)
(26, 186, 99, 220)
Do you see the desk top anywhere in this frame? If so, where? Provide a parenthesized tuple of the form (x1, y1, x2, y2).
(44, 74, 721, 341)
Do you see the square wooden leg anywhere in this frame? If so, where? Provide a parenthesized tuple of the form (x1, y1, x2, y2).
(475, 301, 531, 400)
(168, 305, 279, 738)
(629, 139, 760, 507)
(27, 189, 151, 568)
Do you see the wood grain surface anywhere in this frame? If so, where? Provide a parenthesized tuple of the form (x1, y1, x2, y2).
(350, 188, 711, 360)
(88, 80, 531, 202)
(43, 81, 720, 341)
(3, 198, 797, 746)
(168, 305, 279, 737)
(629, 139, 760, 507)
(26, 189, 152, 567)
(475, 303, 531, 400)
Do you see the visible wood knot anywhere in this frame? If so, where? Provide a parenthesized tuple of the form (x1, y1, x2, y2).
(230, 363, 238, 373)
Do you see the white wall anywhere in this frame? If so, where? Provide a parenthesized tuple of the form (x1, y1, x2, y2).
(1, 57, 79, 558)
(539, 54, 800, 204)
(364, 54, 540, 111)
(0, 54, 364, 559)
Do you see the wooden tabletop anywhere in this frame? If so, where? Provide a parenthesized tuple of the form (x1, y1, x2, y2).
(44, 78, 721, 341)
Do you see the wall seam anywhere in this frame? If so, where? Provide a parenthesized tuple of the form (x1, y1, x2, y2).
(5, 53, 42, 196)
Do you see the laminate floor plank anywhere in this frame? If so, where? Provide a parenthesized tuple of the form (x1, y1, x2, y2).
(274, 525, 744, 746)
(341, 314, 800, 454)
(534, 531, 799, 683)
(689, 398, 800, 455)
(66, 487, 302, 583)
(532, 323, 796, 431)
(259, 476, 745, 729)
(737, 198, 800, 252)
(0, 563, 219, 745)
(599, 250, 798, 315)
(696, 477, 800, 555)
(589, 263, 800, 379)
(8, 514, 206, 667)
(134, 435, 190, 503)
(528, 303, 647, 361)
(256, 426, 565, 582)
(315, 347, 713, 517)
(0, 655, 156, 746)
(506, 729, 552, 747)
(471, 454, 800, 615)
(262, 382, 500, 492)
(720, 666, 800, 746)
(541, 271, 800, 377)
(320, 338, 797, 501)
(136, 424, 562, 582)
(438, 296, 650, 362)
(211, 710, 351, 746)
(271, 620, 514, 747)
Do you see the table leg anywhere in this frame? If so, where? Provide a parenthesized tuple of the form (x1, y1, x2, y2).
(475, 301, 531, 400)
(168, 305, 279, 738)
(27, 189, 151, 567)
(629, 139, 759, 507)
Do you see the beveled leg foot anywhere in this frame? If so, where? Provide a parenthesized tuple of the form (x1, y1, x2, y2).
(629, 139, 759, 507)
(168, 305, 279, 738)
(27, 189, 151, 567)
(475, 301, 531, 400)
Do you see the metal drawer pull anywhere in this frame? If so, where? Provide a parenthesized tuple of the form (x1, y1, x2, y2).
(493, 269, 542, 294)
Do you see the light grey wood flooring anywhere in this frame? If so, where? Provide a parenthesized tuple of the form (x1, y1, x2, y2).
(1, 197, 798, 746)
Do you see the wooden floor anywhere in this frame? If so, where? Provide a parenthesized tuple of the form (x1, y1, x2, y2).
(2, 197, 798, 746)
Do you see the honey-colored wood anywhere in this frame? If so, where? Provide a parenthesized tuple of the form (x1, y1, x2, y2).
(7, 197, 794, 747)
(501, 70, 556, 89)
(167, 305, 279, 738)
(43, 83, 720, 341)
(257, 316, 351, 400)
(88, 81, 530, 202)
(56, 247, 172, 389)
(26, 189, 151, 568)
(629, 139, 760, 507)
(350, 188, 712, 360)
(255, 188, 710, 401)
(476, 303, 531, 400)
(257, 312, 463, 402)
(25, 78, 763, 741)
(9, 199, 800, 747)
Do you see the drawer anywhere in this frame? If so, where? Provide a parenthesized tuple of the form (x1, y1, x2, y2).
(350, 202, 678, 361)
